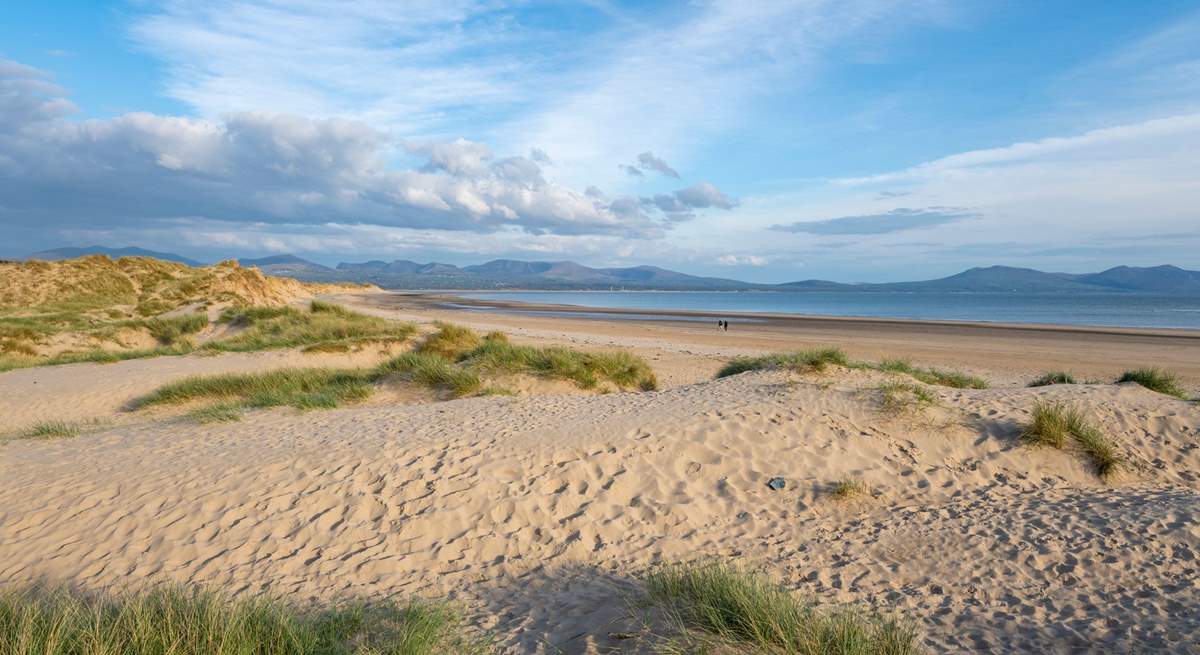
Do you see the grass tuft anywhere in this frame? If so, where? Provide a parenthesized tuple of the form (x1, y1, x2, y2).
(1115, 368, 1187, 399)
(830, 477, 870, 500)
(377, 352, 483, 398)
(417, 322, 482, 360)
(644, 562, 919, 654)
(208, 303, 415, 354)
(875, 359, 988, 389)
(1020, 402, 1120, 477)
(144, 313, 209, 345)
(1027, 371, 1077, 387)
(134, 368, 376, 411)
(876, 382, 936, 415)
(461, 339, 658, 391)
(0, 584, 488, 655)
(717, 348, 849, 378)
(21, 421, 80, 440)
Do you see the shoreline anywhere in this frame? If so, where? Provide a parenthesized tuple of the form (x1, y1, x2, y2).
(413, 291, 1200, 339)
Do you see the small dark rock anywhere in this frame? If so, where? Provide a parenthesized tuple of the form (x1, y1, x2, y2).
(766, 477, 786, 491)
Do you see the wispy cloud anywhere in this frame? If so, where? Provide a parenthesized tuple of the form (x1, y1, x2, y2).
(771, 207, 977, 235)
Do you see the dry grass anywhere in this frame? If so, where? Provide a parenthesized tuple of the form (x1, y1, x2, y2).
(1021, 402, 1120, 477)
(830, 477, 870, 500)
(0, 584, 489, 655)
(461, 338, 658, 391)
(643, 562, 920, 654)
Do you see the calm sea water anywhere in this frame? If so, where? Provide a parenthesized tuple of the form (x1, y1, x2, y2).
(456, 291, 1200, 330)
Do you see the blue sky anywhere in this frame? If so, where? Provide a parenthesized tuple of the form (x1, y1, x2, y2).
(2, 1, 1198, 282)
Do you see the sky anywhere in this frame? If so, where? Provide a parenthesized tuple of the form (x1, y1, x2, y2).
(2, 1, 1198, 283)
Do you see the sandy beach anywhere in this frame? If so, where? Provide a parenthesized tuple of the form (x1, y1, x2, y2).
(2, 290, 1198, 653)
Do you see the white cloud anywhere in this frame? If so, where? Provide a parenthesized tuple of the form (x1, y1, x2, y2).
(1, 59, 745, 243)
(717, 254, 768, 266)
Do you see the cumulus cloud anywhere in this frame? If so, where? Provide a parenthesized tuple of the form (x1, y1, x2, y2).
(0, 59, 746, 243)
(635, 151, 680, 178)
(645, 181, 738, 222)
(620, 164, 645, 177)
(771, 207, 978, 235)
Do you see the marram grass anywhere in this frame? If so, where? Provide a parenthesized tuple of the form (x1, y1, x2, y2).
(644, 562, 920, 655)
(1115, 368, 1188, 399)
(0, 584, 489, 655)
(1021, 402, 1120, 478)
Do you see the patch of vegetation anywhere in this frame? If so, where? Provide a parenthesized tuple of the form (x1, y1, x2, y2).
(20, 421, 80, 440)
(717, 348, 849, 378)
(875, 359, 988, 389)
(134, 368, 376, 412)
(1020, 402, 1120, 477)
(0, 584, 489, 655)
(830, 477, 870, 500)
(206, 302, 415, 354)
(186, 403, 244, 424)
(378, 352, 483, 398)
(461, 339, 659, 391)
(644, 562, 920, 655)
(144, 313, 209, 345)
(1027, 371, 1077, 387)
(877, 381, 936, 414)
(415, 322, 483, 359)
(1116, 368, 1188, 399)
(133, 324, 659, 411)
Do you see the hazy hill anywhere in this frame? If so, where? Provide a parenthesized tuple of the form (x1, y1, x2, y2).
(237, 255, 334, 275)
(24, 247, 1200, 292)
(27, 245, 204, 267)
(1075, 265, 1200, 292)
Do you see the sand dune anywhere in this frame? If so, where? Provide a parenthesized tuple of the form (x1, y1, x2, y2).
(2, 360, 1197, 652)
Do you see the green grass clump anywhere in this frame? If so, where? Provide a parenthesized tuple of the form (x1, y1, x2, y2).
(644, 562, 919, 654)
(21, 421, 80, 440)
(1027, 371, 1077, 387)
(134, 368, 376, 411)
(416, 322, 484, 360)
(0, 584, 488, 655)
(877, 382, 935, 414)
(1115, 368, 1188, 399)
(377, 352, 483, 398)
(143, 313, 209, 345)
(1020, 402, 1120, 477)
(875, 359, 988, 389)
(461, 339, 658, 391)
(206, 302, 415, 354)
(186, 403, 244, 424)
(830, 477, 870, 500)
(717, 348, 849, 378)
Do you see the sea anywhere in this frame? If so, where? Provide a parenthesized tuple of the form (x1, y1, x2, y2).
(455, 291, 1200, 330)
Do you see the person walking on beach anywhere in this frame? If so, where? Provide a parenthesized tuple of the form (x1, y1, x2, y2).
(722, 320, 728, 331)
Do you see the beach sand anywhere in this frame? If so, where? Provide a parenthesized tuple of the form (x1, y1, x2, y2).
(2, 291, 1198, 652)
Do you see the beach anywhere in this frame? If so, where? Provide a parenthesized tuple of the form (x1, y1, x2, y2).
(2, 289, 1198, 653)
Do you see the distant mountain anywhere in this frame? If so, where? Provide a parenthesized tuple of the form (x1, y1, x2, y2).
(27, 245, 204, 267)
(28, 247, 1198, 293)
(782, 264, 1200, 294)
(333, 257, 754, 290)
(1074, 265, 1200, 292)
(238, 254, 334, 275)
(870, 265, 1090, 293)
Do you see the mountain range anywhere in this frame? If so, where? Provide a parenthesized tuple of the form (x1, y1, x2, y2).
(22, 246, 1200, 293)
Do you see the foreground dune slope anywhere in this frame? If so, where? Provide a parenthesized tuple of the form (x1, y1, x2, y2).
(2, 369, 1198, 652)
